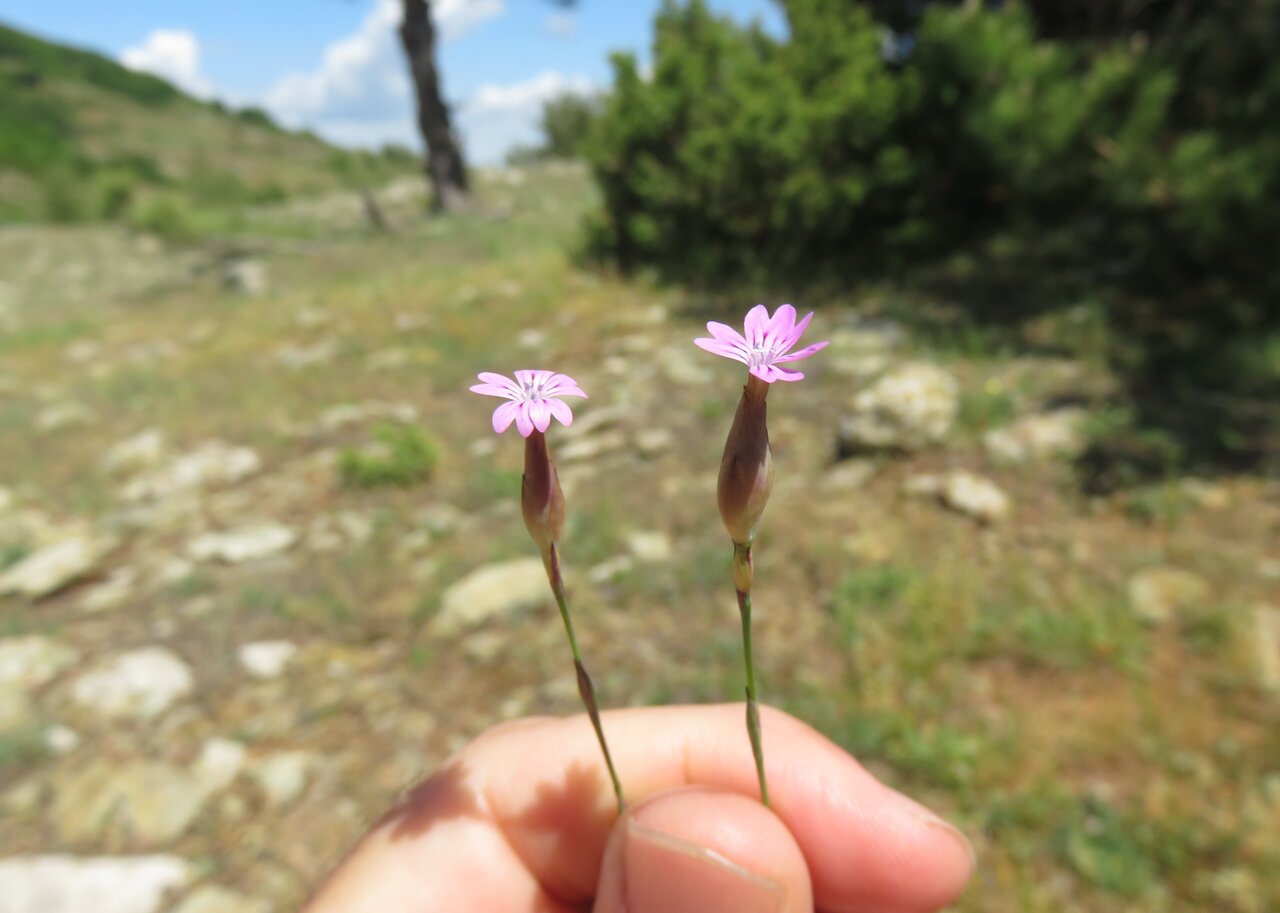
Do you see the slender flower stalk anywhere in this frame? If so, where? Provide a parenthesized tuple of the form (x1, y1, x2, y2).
(697, 305, 828, 806)
(470, 369, 625, 814)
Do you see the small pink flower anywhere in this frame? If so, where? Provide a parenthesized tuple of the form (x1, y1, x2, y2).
(695, 304, 828, 382)
(469, 369, 587, 437)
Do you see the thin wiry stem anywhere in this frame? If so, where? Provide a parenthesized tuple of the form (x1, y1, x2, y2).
(546, 543, 626, 815)
(734, 542, 770, 806)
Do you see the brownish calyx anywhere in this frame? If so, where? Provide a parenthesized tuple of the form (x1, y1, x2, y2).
(718, 374, 774, 547)
(522, 430, 565, 556)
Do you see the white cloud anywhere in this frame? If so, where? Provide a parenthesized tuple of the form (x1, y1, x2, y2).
(461, 70, 594, 163)
(263, 0, 504, 126)
(545, 10, 577, 37)
(120, 29, 213, 99)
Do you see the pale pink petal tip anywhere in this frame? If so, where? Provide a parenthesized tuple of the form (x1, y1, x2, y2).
(694, 305, 826, 382)
(471, 369, 586, 436)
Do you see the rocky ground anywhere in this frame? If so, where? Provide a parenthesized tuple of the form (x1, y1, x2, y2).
(0, 165, 1276, 913)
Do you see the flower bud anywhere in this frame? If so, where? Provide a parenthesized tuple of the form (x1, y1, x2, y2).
(522, 430, 565, 556)
(718, 375, 774, 546)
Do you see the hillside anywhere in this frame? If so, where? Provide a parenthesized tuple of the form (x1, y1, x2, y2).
(0, 22, 416, 226)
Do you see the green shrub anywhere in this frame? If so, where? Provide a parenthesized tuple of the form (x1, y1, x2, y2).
(128, 193, 193, 240)
(41, 169, 88, 223)
(339, 423, 440, 489)
(91, 170, 136, 219)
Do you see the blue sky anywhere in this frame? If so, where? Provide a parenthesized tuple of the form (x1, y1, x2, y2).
(0, 0, 785, 163)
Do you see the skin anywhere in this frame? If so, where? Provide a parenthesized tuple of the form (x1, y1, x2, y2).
(304, 704, 974, 913)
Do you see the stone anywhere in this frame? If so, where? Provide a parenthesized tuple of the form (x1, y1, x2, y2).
(1127, 567, 1209, 624)
(588, 556, 636, 585)
(122, 442, 261, 502)
(171, 886, 270, 913)
(53, 760, 207, 844)
(0, 536, 114, 599)
(634, 427, 674, 458)
(317, 401, 418, 433)
(1253, 605, 1280, 695)
(223, 257, 268, 295)
(187, 523, 296, 564)
(823, 459, 879, 491)
(838, 362, 959, 453)
(0, 855, 193, 913)
(250, 751, 314, 808)
(626, 530, 673, 563)
(942, 471, 1011, 523)
(559, 430, 626, 463)
(236, 641, 297, 679)
(274, 340, 337, 369)
(432, 558, 548, 636)
(101, 429, 165, 474)
(80, 567, 137, 613)
(983, 409, 1087, 464)
(901, 473, 944, 498)
(71, 648, 194, 720)
(0, 636, 79, 690)
(194, 738, 247, 795)
(0, 486, 13, 514)
(0, 687, 35, 733)
(45, 725, 80, 755)
(36, 401, 95, 433)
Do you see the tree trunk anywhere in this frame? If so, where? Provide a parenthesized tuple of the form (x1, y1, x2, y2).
(399, 0, 469, 213)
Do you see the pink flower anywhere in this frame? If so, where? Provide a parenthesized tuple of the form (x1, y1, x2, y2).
(469, 369, 587, 437)
(695, 304, 828, 382)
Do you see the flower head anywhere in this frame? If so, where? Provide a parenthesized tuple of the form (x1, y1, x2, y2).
(469, 369, 587, 437)
(695, 304, 828, 382)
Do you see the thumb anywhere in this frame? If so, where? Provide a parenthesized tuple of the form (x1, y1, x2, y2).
(592, 787, 813, 913)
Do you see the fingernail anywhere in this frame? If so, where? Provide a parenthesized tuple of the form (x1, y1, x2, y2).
(895, 794, 977, 873)
(624, 818, 786, 913)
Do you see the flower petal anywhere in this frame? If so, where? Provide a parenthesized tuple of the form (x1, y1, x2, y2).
(529, 400, 552, 433)
(695, 337, 750, 363)
(491, 400, 521, 434)
(543, 373, 588, 398)
(782, 311, 815, 351)
(775, 340, 829, 363)
(764, 304, 796, 350)
(706, 321, 749, 350)
(477, 371, 519, 392)
(546, 397, 574, 427)
(743, 304, 770, 346)
(514, 404, 535, 437)
(469, 383, 518, 399)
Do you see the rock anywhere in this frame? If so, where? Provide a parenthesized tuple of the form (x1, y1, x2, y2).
(0, 536, 115, 599)
(122, 442, 261, 502)
(0, 687, 35, 734)
(588, 556, 636, 585)
(0, 636, 79, 690)
(1127, 567, 1209, 624)
(0, 855, 193, 913)
(223, 257, 268, 296)
(317, 401, 418, 433)
(274, 340, 337, 369)
(250, 751, 314, 808)
(171, 886, 270, 913)
(823, 459, 879, 491)
(839, 362, 959, 453)
(562, 406, 628, 440)
(0, 486, 14, 514)
(1253, 605, 1280, 695)
(559, 430, 626, 463)
(101, 430, 166, 474)
(983, 409, 1087, 464)
(634, 427, 674, 458)
(432, 558, 548, 636)
(236, 642, 297, 680)
(53, 760, 207, 844)
(45, 725, 80, 755)
(80, 567, 137, 613)
(193, 739, 247, 795)
(901, 473, 944, 498)
(36, 401, 95, 433)
(187, 523, 296, 564)
(71, 647, 194, 720)
(942, 471, 1011, 523)
(626, 531, 673, 563)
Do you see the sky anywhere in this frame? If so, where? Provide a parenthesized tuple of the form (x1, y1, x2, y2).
(0, 0, 785, 164)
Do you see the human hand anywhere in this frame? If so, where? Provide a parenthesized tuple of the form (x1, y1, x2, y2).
(303, 704, 974, 913)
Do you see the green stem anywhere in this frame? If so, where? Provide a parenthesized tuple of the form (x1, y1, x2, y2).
(734, 543, 770, 806)
(546, 543, 626, 815)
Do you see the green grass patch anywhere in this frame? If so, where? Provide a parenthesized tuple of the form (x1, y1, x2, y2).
(339, 422, 439, 489)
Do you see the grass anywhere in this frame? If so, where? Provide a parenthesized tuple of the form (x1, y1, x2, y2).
(0, 163, 1274, 913)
